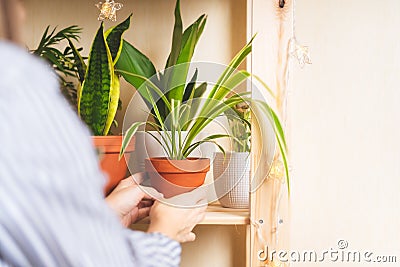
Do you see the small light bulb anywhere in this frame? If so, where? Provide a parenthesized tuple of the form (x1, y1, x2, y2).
(96, 0, 123, 21)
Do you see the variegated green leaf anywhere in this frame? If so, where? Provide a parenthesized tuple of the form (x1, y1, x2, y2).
(105, 14, 132, 64)
(104, 73, 120, 135)
(78, 23, 113, 136)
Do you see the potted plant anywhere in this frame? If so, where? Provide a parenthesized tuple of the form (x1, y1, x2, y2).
(33, 16, 135, 194)
(75, 16, 136, 194)
(117, 0, 289, 198)
(213, 100, 251, 208)
(115, 0, 208, 173)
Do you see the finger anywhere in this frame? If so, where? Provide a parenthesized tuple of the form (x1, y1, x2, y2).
(138, 200, 154, 209)
(111, 186, 146, 207)
(182, 232, 196, 243)
(136, 207, 151, 222)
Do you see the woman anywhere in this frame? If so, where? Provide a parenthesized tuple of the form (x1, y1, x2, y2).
(0, 0, 206, 266)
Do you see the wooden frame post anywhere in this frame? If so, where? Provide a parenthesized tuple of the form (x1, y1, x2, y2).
(248, 0, 292, 266)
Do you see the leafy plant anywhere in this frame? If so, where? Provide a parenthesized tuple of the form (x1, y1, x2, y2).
(118, 38, 265, 158)
(70, 15, 132, 136)
(115, 0, 207, 129)
(32, 16, 132, 136)
(225, 100, 251, 153)
(31, 25, 84, 106)
(116, 0, 290, 192)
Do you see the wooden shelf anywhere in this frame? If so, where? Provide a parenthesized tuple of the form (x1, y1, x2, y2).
(200, 204, 249, 225)
(135, 203, 249, 226)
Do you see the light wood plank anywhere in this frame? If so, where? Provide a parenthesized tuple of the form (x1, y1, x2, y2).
(248, 0, 292, 266)
(134, 203, 250, 226)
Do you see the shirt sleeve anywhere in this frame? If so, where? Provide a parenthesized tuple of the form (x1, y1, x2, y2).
(0, 42, 181, 267)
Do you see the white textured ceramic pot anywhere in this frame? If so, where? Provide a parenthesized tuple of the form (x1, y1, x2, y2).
(213, 151, 250, 209)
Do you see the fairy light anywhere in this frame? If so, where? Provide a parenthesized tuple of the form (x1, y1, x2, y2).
(289, 0, 311, 68)
(96, 0, 123, 21)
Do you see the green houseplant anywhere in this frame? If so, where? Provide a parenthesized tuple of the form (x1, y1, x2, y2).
(74, 15, 135, 194)
(30, 25, 83, 107)
(117, 0, 289, 197)
(214, 101, 251, 208)
(33, 16, 135, 194)
(115, 0, 209, 173)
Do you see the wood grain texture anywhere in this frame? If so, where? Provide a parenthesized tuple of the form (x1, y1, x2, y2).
(248, 0, 292, 266)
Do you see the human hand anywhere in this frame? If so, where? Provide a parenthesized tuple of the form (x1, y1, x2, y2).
(147, 188, 207, 243)
(105, 172, 162, 227)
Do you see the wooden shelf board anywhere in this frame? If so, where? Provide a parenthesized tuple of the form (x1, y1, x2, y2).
(135, 203, 249, 226)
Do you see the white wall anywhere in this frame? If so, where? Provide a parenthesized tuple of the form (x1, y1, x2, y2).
(290, 0, 400, 265)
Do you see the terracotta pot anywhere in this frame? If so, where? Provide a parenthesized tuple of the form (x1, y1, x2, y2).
(93, 136, 135, 195)
(145, 157, 210, 198)
(131, 131, 214, 173)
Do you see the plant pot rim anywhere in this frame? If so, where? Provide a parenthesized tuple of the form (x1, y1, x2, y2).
(214, 151, 250, 155)
(145, 157, 210, 173)
(147, 157, 210, 161)
(92, 135, 135, 154)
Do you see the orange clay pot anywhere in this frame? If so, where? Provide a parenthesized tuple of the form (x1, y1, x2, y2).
(145, 157, 210, 198)
(92, 136, 135, 195)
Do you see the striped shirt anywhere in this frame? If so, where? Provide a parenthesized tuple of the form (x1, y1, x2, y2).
(0, 42, 181, 267)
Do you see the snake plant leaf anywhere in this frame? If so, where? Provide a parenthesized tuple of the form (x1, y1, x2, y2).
(78, 23, 114, 136)
(115, 40, 157, 90)
(165, 0, 183, 69)
(103, 73, 120, 135)
(105, 14, 132, 64)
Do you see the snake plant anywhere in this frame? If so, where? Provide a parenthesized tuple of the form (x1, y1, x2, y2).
(73, 15, 131, 136)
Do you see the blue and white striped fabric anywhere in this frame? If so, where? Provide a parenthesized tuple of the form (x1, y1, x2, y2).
(0, 42, 181, 267)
